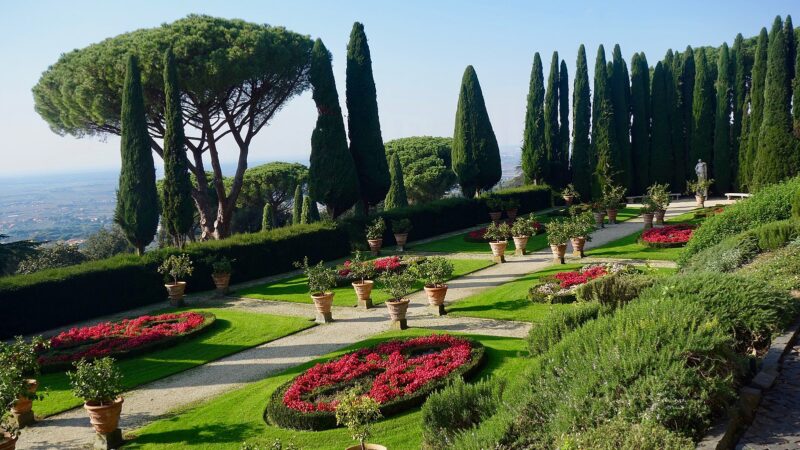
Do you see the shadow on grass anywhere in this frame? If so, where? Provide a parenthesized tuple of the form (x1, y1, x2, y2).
(128, 422, 255, 446)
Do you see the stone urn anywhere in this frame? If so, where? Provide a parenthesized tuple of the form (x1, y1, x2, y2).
(311, 292, 335, 323)
(488, 241, 507, 263)
(571, 237, 586, 258)
(386, 299, 410, 330)
(505, 208, 518, 221)
(0, 431, 17, 450)
(654, 209, 666, 225)
(550, 243, 567, 264)
(367, 239, 383, 256)
(424, 285, 448, 316)
(352, 280, 374, 309)
(606, 208, 619, 224)
(593, 211, 605, 228)
(165, 281, 186, 307)
(84, 397, 124, 434)
(394, 233, 408, 251)
(695, 195, 706, 208)
(563, 195, 575, 206)
(512, 236, 529, 256)
(11, 379, 38, 428)
(488, 211, 502, 223)
(642, 213, 654, 229)
(346, 445, 387, 450)
(212, 273, 231, 295)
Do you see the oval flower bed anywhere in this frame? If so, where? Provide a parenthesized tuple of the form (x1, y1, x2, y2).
(640, 224, 696, 248)
(38, 311, 216, 371)
(266, 334, 485, 430)
(465, 222, 543, 243)
(528, 263, 635, 303)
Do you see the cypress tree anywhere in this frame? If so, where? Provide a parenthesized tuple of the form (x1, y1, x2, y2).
(752, 19, 800, 188)
(308, 39, 360, 219)
(521, 53, 547, 184)
(731, 34, 747, 187)
(679, 47, 696, 180)
(114, 55, 159, 256)
(630, 52, 651, 193)
(558, 60, 570, 188)
(785, 16, 795, 89)
(610, 44, 633, 191)
(261, 203, 275, 231)
(292, 184, 302, 225)
(742, 28, 770, 189)
(384, 152, 408, 210)
(160, 48, 194, 248)
(738, 91, 752, 190)
(346, 22, 390, 208)
(666, 50, 686, 189)
(650, 62, 673, 186)
(452, 65, 502, 196)
(591, 45, 618, 197)
(308, 197, 321, 222)
(544, 52, 560, 187)
(300, 196, 312, 224)
(794, 26, 800, 136)
(571, 45, 592, 200)
(713, 43, 733, 193)
(691, 49, 715, 173)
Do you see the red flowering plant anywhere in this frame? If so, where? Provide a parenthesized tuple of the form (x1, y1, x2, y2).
(528, 263, 635, 303)
(337, 255, 403, 285)
(266, 335, 485, 431)
(640, 224, 695, 248)
(37, 312, 215, 370)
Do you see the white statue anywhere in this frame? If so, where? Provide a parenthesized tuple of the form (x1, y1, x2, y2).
(694, 159, 708, 196)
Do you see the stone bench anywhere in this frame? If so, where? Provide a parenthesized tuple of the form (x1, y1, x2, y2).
(724, 193, 751, 201)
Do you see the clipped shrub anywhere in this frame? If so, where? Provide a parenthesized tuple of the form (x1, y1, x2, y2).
(421, 378, 505, 449)
(737, 240, 800, 292)
(574, 273, 656, 307)
(557, 418, 694, 450)
(526, 303, 602, 356)
(752, 219, 800, 251)
(682, 232, 760, 273)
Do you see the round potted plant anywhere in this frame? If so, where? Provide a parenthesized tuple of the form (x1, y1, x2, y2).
(561, 184, 580, 206)
(687, 178, 714, 208)
(0, 365, 24, 450)
(485, 196, 503, 223)
(365, 218, 386, 256)
(68, 357, 124, 437)
(568, 212, 595, 258)
(483, 222, 511, 263)
(546, 218, 571, 264)
(335, 389, 385, 450)
(510, 216, 537, 256)
(379, 270, 416, 330)
(601, 184, 626, 225)
(294, 257, 338, 323)
(646, 182, 671, 225)
(391, 218, 412, 252)
(158, 254, 194, 307)
(414, 256, 454, 316)
(207, 256, 235, 295)
(0, 336, 48, 428)
(343, 251, 376, 309)
(590, 202, 606, 228)
(640, 202, 656, 229)
(504, 198, 520, 222)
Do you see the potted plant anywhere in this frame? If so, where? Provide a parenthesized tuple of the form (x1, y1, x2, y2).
(485, 196, 503, 223)
(206, 256, 235, 295)
(590, 202, 605, 228)
(504, 198, 520, 221)
(335, 389, 385, 450)
(294, 257, 338, 323)
(365, 218, 386, 256)
(646, 183, 671, 224)
(158, 254, 194, 307)
(546, 218, 571, 264)
(68, 357, 124, 443)
(391, 219, 412, 252)
(561, 184, 580, 206)
(344, 251, 376, 309)
(483, 222, 511, 263)
(0, 337, 48, 428)
(414, 257, 454, 316)
(0, 365, 23, 450)
(640, 201, 657, 229)
(510, 216, 537, 256)
(568, 212, 595, 258)
(601, 184, 626, 224)
(687, 178, 714, 208)
(379, 270, 416, 330)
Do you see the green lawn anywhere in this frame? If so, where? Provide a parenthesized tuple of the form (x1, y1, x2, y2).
(234, 259, 494, 307)
(34, 308, 314, 417)
(124, 329, 528, 450)
(411, 207, 641, 254)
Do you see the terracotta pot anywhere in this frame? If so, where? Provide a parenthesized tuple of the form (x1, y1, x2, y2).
(642, 212, 654, 229)
(394, 233, 408, 251)
(571, 237, 586, 258)
(0, 432, 17, 450)
(212, 273, 231, 293)
(550, 243, 567, 264)
(11, 379, 38, 415)
(83, 397, 124, 434)
(424, 285, 448, 306)
(505, 209, 518, 221)
(488, 211, 502, 223)
(311, 292, 334, 321)
(606, 208, 618, 224)
(654, 209, 666, 225)
(346, 444, 387, 450)
(386, 298, 410, 320)
(488, 241, 507, 263)
(165, 281, 186, 306)
(696, 195, 706, 208)
(352, 280, 374, 304)
(512, 236, 529, 256)
(593, 211, 605, 227)
(367, 238, 383, 256)
(563, 195, 575, 206)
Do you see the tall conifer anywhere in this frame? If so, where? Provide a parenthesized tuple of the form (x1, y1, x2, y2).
(591, 45, 618, 197)
(384, 152, 408, 210)
(261, 203, 275, 231)
(521, 54, 547, 184)
(713, 43, 733, 193)
(665, 50, 686, 189)
(571, 45, 592, 200)
(742, 28, 770, 189)
(680, 47, 696, 178)
(292, 184, 302, 225)
(300, 196, 312, 224)
(630, 52, 651, 193)
(731, 34, 747, 187)
(691, 49, 715, 172)
(558, 60, 570, 188)
(650, 62, 673, 186)
(544, 52, 560, 187)
(610, 44, 633, 190)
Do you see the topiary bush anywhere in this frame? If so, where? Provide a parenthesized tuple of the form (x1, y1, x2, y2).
(738, 240, 800, 292)
(752, 219, 800, 251)
(574, 273, 656, 308)
(526, 303, 603, 356)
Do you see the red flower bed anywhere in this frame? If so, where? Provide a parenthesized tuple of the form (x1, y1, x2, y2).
(282, 335, 476, 413)
(553, 266, 608, 289)
(641, 224, 695, 247)
(338, 256, 402, 277)
(38, 312, 212, 367)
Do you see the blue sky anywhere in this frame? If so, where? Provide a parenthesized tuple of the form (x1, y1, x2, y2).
(0, 0, 798, 176)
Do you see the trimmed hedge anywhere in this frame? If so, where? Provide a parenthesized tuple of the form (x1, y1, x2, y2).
(575, 273, 657, 307)
(526, 303, 603, 357)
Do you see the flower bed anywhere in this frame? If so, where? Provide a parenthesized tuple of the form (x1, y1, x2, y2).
(640, 224, 696, 248)
(266, 335, 485, 430)
(37, 311, 216, 371)
(337, 256, 404, 285)
(464, 222, 543, 243)
(528, 263, 635, 303)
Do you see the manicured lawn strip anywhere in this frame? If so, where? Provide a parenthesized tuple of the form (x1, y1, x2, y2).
(123, 330, 527, 450)
(34, 308, 314, 417)
(234, 259, 494, 307)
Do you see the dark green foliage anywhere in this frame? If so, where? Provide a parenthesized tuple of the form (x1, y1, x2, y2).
(610, 44, 633, 191)
(384, 153, 408, 210)
(309, 39, 360, 219)
(308, 198, 321, 222)
(558, 60, 570, 189)
(234, 162, 308, 230)
(346, 23, 390, 207)
(544, 52, 560, 187)
(591, 45, 619, 197)
(679, 48, 696, 183)
(81, 225, 134, 260)
(667, 50, 687, 189)
(0, 235, 38, 276)
(738, 91, 753, 189)
(713, 43, 733, 193)
(794, 25, 800, 136)
(261, 203, 275, 231)
(300, 197, 313, 225)
(384, 137, 456, 203)
(526, 302, 602, 356)
(739, 240, 800, 291)
(16, 243, 88, 275)
(683, 232, 760, 273)
(742, 28, 769, 189)
(452, 66, 502, 196)
(650, 62, 673, 186)
(794, 189, 800, 218)
(115, 55, 159, 255)
(558, 418, 694, 450)
(630, 52, 651, 193)
(732, 35, 747, 188)
(160, 48, 195, 247)
(571, 45, 593, 199)
(785, 16, 796, 92)
(422, 378, 505, 449)
(752, 219, 800, 250)
(292, 185, 302, 225)
(690, 49, 715, 173)
(574, 272, 656, 308)
(521, 53, 547, 184)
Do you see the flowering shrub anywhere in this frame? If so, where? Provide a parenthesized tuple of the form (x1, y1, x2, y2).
(338, 256, 402, 279)
(641, 224, 695, 248)
(267, 335, 485, 430)
(529, 263, 635, 303)
(466, 223, 542, 243)
(38, 312, 214, 368)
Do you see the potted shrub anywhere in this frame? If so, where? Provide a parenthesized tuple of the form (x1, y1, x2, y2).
(0, 337, 48, 428)
(343, 251, 376, 309)
(68, 357, 124, 442)
(335, 389, 385, 450)
(207, 256, 235, 295)
(0, 365, 23, 450)
(590, 202, 606, 228)
(483, 222, 511, 263)
(379, 270, 416, 330)
(646, 183, 671, 224)
(414, 256, 454, 316)
(601, 184, 626, 224)
(510, 216, 538, 256)
(485, 196, 503, 223)
(158, 254, 194, 307)
(546, 219, 571, 264)
(687, 178, 714, 208)
(504, 198, 520, 221)
(391, 219, 412, 252)
(561, 184, 580, 206)
(568, 212, 595, 258)
(294, 257, 338, 323)
(365, 218, 386, 256)
(640, 201, 657, 229)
